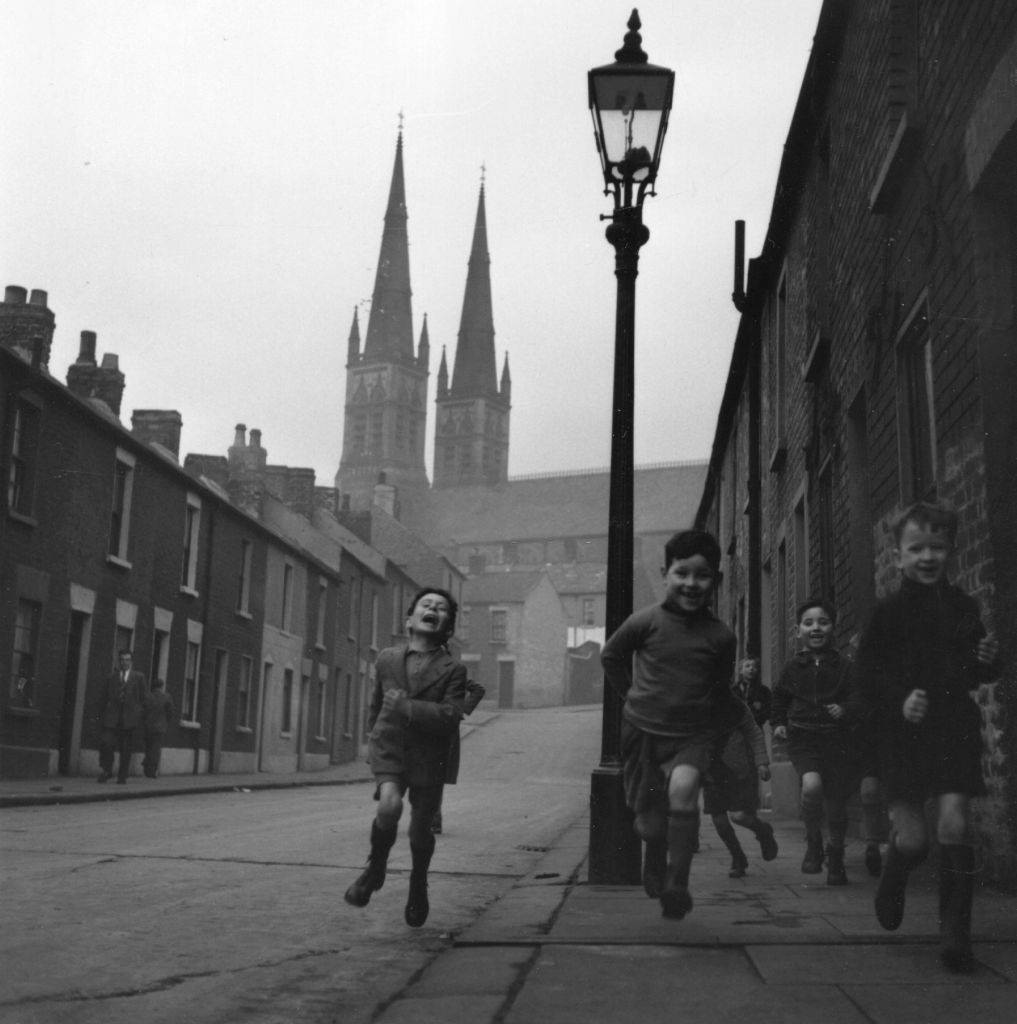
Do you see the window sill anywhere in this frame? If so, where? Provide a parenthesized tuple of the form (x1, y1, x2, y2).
(106, 554, 132, 570)
(314, 642, 326, 653)
(7, 509, 37, 528)
(235, 725, 253, 734)
(314, 734, 327, 743)
(5, 704, 40, 719)
(179, 585, 199, 598)
(179, 720, 201, 730)
(235, 609, 253, 621)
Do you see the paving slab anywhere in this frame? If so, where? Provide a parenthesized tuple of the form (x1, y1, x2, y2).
(503, 946, 871, 1024)
(843, 978, 1017, 1023)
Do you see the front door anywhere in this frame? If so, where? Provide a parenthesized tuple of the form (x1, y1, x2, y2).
(497, 660, 515, 709)
(58, 612, 88, 774)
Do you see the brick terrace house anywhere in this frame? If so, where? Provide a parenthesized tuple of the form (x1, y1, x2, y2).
(695, 0, 1017, 888)
(0, 287, 445, 779)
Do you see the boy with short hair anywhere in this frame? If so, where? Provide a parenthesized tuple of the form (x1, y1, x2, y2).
(855, 502, 997, 972)
(601, 529, 737, 920)
(772, 599, 859, 885)
(344, 588, 466, 928)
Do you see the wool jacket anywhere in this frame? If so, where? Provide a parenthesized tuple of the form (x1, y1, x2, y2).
(367, 643, 466, 786)
(602, 601, 737, 738)
(854, 575, 991, 725)
(98, 669, 147, 730)
(771, 648, 859, 732)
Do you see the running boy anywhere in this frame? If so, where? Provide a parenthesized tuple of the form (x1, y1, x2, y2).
(703, 697, 778, 878)
(344, 588, 466, 928)
(855, 502, 997, 972)
(772, 599, 859, 886)
(601, 529, 737, 920)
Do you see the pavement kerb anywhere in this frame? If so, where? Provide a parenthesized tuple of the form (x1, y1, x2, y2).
(0, 712, 499, 808)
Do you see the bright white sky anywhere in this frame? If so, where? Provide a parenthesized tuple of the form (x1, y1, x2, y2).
(4, 0, 823, 485)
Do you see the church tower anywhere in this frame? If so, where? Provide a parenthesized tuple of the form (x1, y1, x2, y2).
(433, 179, 511, 489)
(335, 130, 430, 514)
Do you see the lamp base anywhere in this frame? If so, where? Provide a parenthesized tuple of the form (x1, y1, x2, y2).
(588, 764, 642, 885)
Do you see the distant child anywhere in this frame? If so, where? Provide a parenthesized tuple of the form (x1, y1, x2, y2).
(733, 657, 771, 729)
(344, 588, 466, 928)
(601, 529, 737, 920)
(702, 697, 778, 877)
(142, 679, 174, 778)
(855, 502, 997, 972)
(772, 599, 859, 886)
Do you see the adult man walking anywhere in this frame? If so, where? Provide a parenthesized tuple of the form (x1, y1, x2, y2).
(97, 650, 146, 784)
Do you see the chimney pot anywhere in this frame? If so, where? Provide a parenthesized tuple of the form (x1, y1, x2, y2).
(28, 289, 48, 307)
(233, 424, 246, 447)
(100, 353, 119, 370)
(250, 429, 262, 448)
(4, 285, 27, 305)
(78, 331, 97, 364)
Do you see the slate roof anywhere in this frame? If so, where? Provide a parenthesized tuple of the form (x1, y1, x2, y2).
(408, 461, 708, 547)
(463, 570, 547, 604)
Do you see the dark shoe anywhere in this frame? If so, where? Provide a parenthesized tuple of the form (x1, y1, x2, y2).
(875, 844, 913, 931)
(660, 886, 693, 920)
(756, 822, 779, 862)
(826, 844, 847, 886)
(642, 839, 667, 898)
(97, 772, 112, 783)
(344, 822, 396, 909)
(728, 852, 749, 879)
(864, 843, 882, 877)
(404, 871, 430, 927)
(801, 831, 824, 874)
(344, 863, 385, 908)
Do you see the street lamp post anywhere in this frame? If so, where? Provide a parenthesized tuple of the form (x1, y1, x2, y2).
(587, 9, 674, 885)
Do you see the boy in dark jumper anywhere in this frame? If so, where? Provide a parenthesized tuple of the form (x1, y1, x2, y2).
(855, 502, 997, 972)
(601, 529, 737, 920)
(772, 599, 860, 886)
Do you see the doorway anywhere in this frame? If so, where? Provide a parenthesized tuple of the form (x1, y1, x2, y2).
(497, 660, 515, 708)
(58, 612, 89, 774)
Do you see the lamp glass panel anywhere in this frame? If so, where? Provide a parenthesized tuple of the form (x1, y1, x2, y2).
(591, 71, 668, 170)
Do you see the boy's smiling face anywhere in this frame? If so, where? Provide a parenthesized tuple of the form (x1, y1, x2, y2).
(895, 519, 951, 586)
(408, 592, 451, 640)
(797, 606, 834, 651)
(662, 554, 717, 613)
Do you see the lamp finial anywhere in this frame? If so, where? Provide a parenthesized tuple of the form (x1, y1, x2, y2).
(615, 9, 648, 64)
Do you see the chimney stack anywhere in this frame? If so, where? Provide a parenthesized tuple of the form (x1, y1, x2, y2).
(66, 336, 126, 417)
(131, 410, 183, 459)
(0, 283, 56, 368)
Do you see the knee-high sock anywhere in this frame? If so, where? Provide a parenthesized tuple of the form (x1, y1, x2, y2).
(712, 814, 745, 861)
(666, 810, 700, 889)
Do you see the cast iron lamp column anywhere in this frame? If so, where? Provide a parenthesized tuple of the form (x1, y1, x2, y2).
(587, 9, 674, 885)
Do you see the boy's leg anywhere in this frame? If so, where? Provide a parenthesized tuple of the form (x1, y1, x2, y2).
(936, 793, 975, 972)
(97, 729, 115, 781)
(875, 801, 928, 930)
(635, 809, 668, 898)
(860, 775, 884, 876)
(730, 809, 779, 862)
(661, 765, 700, 919)
(405, 785, 443, 927)
(799, 771, 825, 873)
(345, 781, 401, 909)
(711, 813, 748, 877)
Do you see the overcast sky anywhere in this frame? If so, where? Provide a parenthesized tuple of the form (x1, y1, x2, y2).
(4, 0, 823, 485)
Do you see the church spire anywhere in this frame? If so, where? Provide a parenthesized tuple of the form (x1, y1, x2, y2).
(346, 306, 361, 364)
(362, 130, 414, 364)
(450, 178, 497, 397)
